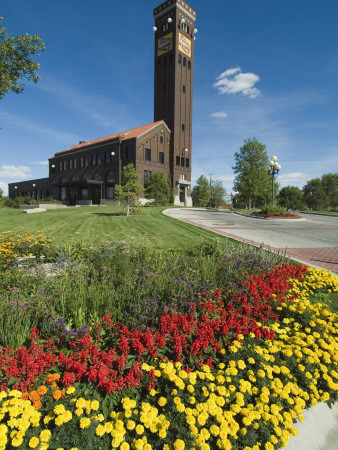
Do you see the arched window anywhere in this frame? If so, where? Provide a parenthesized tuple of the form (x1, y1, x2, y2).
(94, 173, 102, 181)
(178, 54, 181, 64)
(106, 171, 115, 183)
(183, 57, 186, 67)
(188, 60, 191, 70)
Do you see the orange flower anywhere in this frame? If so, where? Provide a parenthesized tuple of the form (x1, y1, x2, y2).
(33, 400, 42, 410)
(46, 373, 60, 385)
(21, 392, 29, 400)
(37, 385, 47, 396)
(53, 390, 62, 400)
(29, 391, 40, 402)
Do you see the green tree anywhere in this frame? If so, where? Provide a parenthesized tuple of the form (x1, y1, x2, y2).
(277, 186, 306, 210)
(303, 178, 328, 211)
(144, 172, 172, 205)
(232, 138, 272, 209)
(321, 173, 338, 209)
(210, 180, 227, 208)
(0, 16, 45, 99)
(191, 175, 210, 207)
(114, 164, 143, 216)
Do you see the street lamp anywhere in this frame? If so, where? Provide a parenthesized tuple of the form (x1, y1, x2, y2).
(267, 156, 281, 206)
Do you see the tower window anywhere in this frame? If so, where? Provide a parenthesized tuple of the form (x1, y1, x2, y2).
(145, 148, 151, 161)
(160, 136, 163, 143)
(144, 170, 152, 183)
(159, 152, 164, 163)
(176, 156, 180, 165)
(186, 158, 189, 168)
(182, 124, 185, 131)
(181, 157, 185, 166)
(188, 60, 191, 70)
(182, 85, 185, 93)
(183, 57, 186, 67)
(178, 54, 181, 64)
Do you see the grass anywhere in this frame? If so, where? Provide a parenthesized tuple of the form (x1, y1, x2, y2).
(0, 206, 232, 251)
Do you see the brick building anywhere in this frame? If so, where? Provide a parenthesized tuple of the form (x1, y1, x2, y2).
(8, 0, 196, 206)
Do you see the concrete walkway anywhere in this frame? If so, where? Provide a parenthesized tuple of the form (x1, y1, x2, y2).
(163, 208, 338, 449)
(163, 208, 338, 275)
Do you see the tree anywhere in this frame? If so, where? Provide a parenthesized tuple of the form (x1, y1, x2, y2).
(0, 16, 45, 99)
(114, 164, 143, 216)
(144, 172, 172, 205)
(277, 186, 306, 210)
(210, 180, 227, 208)
(303, 178, 328, 211)
(232, 138, 272, 209)
(321, 173, 338, 209)
(191, 175, 210, 207)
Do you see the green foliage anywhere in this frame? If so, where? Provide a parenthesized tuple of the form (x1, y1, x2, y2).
(114, 164, 143, 216)
(191, 175, 210, 207)
(259, 204, 288, 216)
(0, 15, 45, 99)
(321, 173, 338, 209)
(303, 178, 328, 210)
(277, 186, 306, 210)
(233, 138, 273, 208)
(144, 172, 172, 205)
(210, 179, 227, 208)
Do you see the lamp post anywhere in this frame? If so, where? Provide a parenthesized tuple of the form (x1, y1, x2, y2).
(267, 156, 281, 206)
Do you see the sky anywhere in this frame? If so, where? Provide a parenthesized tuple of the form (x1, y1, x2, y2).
(1, 0, 338, 197)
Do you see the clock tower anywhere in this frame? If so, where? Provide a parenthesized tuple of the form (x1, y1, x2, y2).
(153, 0, 196, 205)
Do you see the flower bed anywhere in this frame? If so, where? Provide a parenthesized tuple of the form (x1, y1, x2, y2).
(0, 265, 337, 449)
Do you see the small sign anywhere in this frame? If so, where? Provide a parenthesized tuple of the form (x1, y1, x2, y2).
(158, 33, 173, 56)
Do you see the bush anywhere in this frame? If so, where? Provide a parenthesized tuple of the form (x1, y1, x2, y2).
(259, 204, 288, 216)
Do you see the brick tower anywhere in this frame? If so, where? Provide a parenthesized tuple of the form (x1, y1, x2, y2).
(153, 0, 196, 205)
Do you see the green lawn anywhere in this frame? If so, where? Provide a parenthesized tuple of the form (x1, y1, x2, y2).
(0, 206, 231, 250)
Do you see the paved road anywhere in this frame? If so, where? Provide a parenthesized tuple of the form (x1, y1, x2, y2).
(163, 209, 338, 274)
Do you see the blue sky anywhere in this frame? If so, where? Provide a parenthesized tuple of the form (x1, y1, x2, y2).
(1, 0, 337, 196)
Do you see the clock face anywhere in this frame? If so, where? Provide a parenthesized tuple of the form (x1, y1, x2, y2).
(178, 33, 191, 57)
(158, 33, 173, 56)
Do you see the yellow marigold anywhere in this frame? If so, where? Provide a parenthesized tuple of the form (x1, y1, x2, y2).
(91, 400, 100, 411)
(39, 430, 51, 442)
(136, 424, 144, 435)
(80, 417, 91, 429)
(158, 397, 167, 407)
(29, 437, 40, 448)
(174, 439, 185, 450)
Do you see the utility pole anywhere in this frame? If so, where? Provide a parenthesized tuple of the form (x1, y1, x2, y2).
(208, 173, 212, 208)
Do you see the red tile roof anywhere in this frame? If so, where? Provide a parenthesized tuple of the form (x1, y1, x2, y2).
(55, 120, 167, 156)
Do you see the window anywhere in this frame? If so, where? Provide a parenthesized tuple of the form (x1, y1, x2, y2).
(182, 124, 185, 131)
(182, 85, 185, 93)
(59, 162, 63, 171)
(159, 152, 164, 164)
(181, 157, 185, 166)
(105, 151, 110, 163)
(106, 186, 114, 199)
(160, 136, 163, 144)
(176, 156, 180, 165)
(178, 54, 181, 64)
(80, 157, 84, 168)
(145, 148, 151, 161)
(92, 154, 96, 165)
(61, 188, 66, 201)
(74, 159, 77, 169)
(107, 171, 115, 183)
(63, 161, 67, 170)
(81, 188, 88, 200)
(144, 170, 152, 183)
(97, 154, 102, 165)
(188, 60, 191, 70)
(85, 156, 89, 167)
(126, 147, 132, 161)
(69, 159, 73, 170)
(183, 57, 186, 67)
(185, 158, 189, 168)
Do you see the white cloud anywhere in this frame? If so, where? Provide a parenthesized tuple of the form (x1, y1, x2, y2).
(0, 165, 32, 179)
(278, 172, 308, 186)
(213, 67, 261, 98)
(210, 111, 228, 118)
